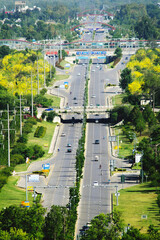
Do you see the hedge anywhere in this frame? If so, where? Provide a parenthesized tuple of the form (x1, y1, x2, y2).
(34, 126, 46, 138)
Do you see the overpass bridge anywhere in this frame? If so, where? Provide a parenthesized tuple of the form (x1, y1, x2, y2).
(58, 105, 111, 114)
(0, 38, 158, 51)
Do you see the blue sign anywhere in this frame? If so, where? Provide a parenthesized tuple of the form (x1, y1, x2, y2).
(42, 163, 50, 170)
(98, 56, 106, 59)
(76, 51, 106, 56)
(77, 56, 89, 59)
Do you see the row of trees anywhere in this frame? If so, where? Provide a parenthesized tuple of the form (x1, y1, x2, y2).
(0, 204, 159, 240)
(110, 47, 160, 186)
(110, 3, 160, 40)
(0, 3, 79, 41)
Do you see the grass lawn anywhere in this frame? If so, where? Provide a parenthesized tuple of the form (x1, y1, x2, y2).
(0, 176, 33, 211)
(60, 60, 73, 68)
(54, 74, 69, 81)
(114, 126, 134, 159)
(114, 126, 150, 159)
(15, 121, 56, 173)
(113, 94, 124, 106)
(113, 183, 160, 233)
(45, 94, 60, 108)
(1, 120, 56, 209)
(27, 121, 57, 157)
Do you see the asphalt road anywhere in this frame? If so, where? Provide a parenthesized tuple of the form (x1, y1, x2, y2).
(76, 117, 112, 237)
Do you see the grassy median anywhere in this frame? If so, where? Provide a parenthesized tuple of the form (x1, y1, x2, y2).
(113, 183, 160, 233)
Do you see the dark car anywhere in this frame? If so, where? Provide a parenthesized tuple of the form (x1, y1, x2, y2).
(95, 140, 100, 144)
(73, 97, 77, 100)
(67, 148, 72, 152)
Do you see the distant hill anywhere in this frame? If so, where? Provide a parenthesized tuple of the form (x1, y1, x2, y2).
(0, 0, 158, 11)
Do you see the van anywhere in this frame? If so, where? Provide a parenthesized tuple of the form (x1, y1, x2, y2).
(95, 155, 99, 161)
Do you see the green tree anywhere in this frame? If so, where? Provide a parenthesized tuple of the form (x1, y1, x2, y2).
(0, 205, 45, 239)
(134, 15, 159, 40)
(43, 205, 68, 240)
(142, 71, 160, 112)
(114, 47, 122, 58)
(80, 211, 123, 240)
(120, 68, 132, 91)
(142, 105, 157, 127)
(122, 226, 147, 240)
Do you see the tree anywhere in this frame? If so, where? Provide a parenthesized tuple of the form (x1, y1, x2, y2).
(142, 70, 160, 112)
(120, 68, 132, 91)
(43, 205, 69, 240)
(0, 45, 11, 59)
(0, 205, 45, 239)
(134, 16, 159, 40)
(122, 226, 147, 240)
(114, 47, 122, 58)
(80, 211, 123, 240)
(135, 114, 146, 136)
(142, 105, 157, 127)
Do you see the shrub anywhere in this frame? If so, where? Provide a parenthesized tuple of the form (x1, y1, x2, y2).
(17, 134, 28, 143)
(34, 126, 46, 138)
(32, 145, 45, 159)
(23, 123, 33, 134)
(11, 154, 25, 166)
(26, 117, 37, 125)
(46, 111, 57, 122)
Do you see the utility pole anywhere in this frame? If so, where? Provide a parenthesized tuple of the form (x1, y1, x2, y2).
(7, 104, 10, 167)
(37, 55, 40, 94)
(1, 105, 15, 167)
(117, 130, 120, 157)
(43, 41, 46, 87)
(26, 175, 28, 201)
(31, 71, 34, 117)
(49, 41, 52, 80)
(115, 185, 119, 206)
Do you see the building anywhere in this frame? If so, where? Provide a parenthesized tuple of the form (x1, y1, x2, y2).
(15, 1, 26, 12)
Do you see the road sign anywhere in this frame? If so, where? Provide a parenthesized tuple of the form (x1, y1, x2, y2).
(97, 56, 106, 59)
(28, 174, 39, 182)
(42, 163, 50, 170)
(27, 186, 33, 191)
(64, 82, 68, 85)
(109, 136, 117, 142)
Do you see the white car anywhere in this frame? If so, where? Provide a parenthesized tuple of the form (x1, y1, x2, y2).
(92, 69, 95, 72)
(77, 73, 81, 76)
(61, 133, 66, 137)
(93, 181, 98, 186)
(91, 95, 96, 98)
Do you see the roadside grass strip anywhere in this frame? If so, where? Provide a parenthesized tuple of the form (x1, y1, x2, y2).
(54, 74, 69, 81)
(45, 94, 61, 108)
(27, 121, 57, 157)
(113, 183, 160, 233)
(0, 176, 33, 211)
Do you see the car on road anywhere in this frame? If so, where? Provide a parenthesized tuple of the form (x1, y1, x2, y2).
(95, 155, 99, 161)
(91, 95, 96, 98)
(95, 140, 100, 144)
(61, 133, 66, 137)
(93, 181, 98, 186)
(67, 143, 71, 147)
(73, 97, 77, 100)
(77, 73, 81, 76)
(67, 148, 72, 153)
(92, 69, 95, 72)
